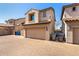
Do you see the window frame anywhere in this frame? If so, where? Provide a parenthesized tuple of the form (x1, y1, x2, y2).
(29, 13, 35, 21)
(72, 7, 76, 11)
(43, 11, 46, 17)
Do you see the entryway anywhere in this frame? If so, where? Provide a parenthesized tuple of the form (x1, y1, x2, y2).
(15, 31, 21, 35)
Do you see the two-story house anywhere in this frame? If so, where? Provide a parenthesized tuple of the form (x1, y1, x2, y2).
(21, 7, 55, 40)
(61, 3, 79, 44)
(6, 18, 25, 35)
(4, 7, 55, 40)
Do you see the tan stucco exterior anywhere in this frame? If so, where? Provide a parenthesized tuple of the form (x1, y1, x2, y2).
(62, 4, 79, 44)
(25, 9, 39, 24)
(5, 18, 25, 35)
(63, 21, 79, 44)
(26, 27, 46, 40)
(0, 25, 14, 35)
(22, 23, 50, 40)
(0, 7, 55, 41)
(22, 7, 55, 40)
(73, 28, 79, 44)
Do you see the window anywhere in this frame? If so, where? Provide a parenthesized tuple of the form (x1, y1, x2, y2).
(72, 7, 76, 11)
(29, 13, 35, 21)
(43, 11, 46, 17)
(9, 21, 13, 23)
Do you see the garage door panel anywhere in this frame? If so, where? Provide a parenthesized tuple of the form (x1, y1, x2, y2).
(0, 29, 10, 35)
(73, 28, 79, 44)
(26, 28, 45, 39)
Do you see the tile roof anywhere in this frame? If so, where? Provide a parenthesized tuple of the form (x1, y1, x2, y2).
(63, 18, 79, 22)
(25, 7, 54, 15)
(64, 3, 79, 8)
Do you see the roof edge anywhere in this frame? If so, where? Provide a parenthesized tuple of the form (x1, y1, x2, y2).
(23, 21, 51, 26)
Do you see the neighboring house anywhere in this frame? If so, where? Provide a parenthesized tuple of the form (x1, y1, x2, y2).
(5, 19, 15, 25)
(22, 7, 55, 40)
(0, 23, 14, 35)
(6, 18, 25, 35)
(61, 3, 79, 44)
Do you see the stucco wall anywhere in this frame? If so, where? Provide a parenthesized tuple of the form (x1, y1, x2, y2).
(25, 8, 55, 24)
(62, 6, 79, 32)
(63, 6, 79, 19)
(64, 22, 73, 43)
(23, 8, 55, 40)
(22, 24, 51, 40)
(66, 29, 73, 43)
(62, 6, 79, 43)
(6, 20, 15, 25)
(21, 29, 26, 37)
(0, 27, 13, 35)
(48, 9, 55, 34)
(39, 9, 54, 22)
(64, 21, 79, 43)
(15, 18, 25, 25)
(6, 18, 25, 26)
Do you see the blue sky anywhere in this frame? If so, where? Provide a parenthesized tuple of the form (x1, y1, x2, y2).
(0, 3, 70, 29)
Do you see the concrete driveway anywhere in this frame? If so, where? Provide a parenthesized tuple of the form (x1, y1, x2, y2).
(0, 35, 79, 56)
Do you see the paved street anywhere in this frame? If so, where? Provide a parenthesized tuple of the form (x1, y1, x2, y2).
(0, 35, 79, 56)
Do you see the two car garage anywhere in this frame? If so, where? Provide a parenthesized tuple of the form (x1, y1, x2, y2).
(23, 22, 50, 40)
(26, 27, 46, 40)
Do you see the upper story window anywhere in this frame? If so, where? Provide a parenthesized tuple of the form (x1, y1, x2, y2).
(9, 21, 13, 23)
(43, 11, 46, 17)
(72, 7, 76, 11)
(29, 13, 35, 21)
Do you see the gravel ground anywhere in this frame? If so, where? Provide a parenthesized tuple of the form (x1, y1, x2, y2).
(0, 35, 79, 56)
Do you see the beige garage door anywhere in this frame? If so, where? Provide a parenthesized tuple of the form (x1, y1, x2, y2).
(0, 29, 10, 35)
(26, 27, 46, 39)
(73, 28, 79, 44)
